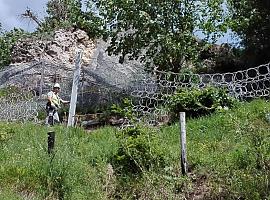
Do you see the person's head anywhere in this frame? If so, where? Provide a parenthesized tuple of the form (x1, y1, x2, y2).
(53, 83, 61, 93)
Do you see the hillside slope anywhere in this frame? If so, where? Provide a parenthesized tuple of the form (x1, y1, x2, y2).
(0, 99, 269, 199)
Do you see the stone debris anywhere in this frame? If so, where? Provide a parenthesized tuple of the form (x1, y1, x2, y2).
(11, 28, 95, 66)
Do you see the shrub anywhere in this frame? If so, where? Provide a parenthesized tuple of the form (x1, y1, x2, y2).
(167, 86, 237, 120)
(0, 28, 27, 69)
(0, 86, 22, 97)
(0, 125, 14, 142)
(111, 125, 166, 176)
(107, 98, 134, 120)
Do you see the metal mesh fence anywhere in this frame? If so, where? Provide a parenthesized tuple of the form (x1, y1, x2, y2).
(0, 88, 38, 122)
(130, 63, 270, 122)
(0, 59, 269, 123)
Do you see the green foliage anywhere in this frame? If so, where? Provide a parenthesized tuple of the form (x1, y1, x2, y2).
(184, 99, 270, 199)
(93, 0, 229, 72)
(0, 100, 269, 199)
(111, 125, 166, 176)
(0, 86, 21, 97)
(0, 188, 24, 200)
(177, 68, 200, 83)
(109, 98, 134, 120)
(0, 124, 117, 199)
(0, 124, 14, 142)
(40, 0, 103, 38)
(0, 28, 27, 68)
(227, 0, 270, 66)
(37, 110, 47, 121)
(167, 86, 237, 119)
(197, 43, 246, 73)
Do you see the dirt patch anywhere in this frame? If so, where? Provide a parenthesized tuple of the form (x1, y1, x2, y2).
(187, 172, 211, 200)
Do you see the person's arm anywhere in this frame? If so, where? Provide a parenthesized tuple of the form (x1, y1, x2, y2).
(60, 98, 70, 104)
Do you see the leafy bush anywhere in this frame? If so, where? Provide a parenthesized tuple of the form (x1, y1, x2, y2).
(178, 68, 200, 84)
(0, 28, 27, 69)
(167, 86, 237, 119)
(111, 125, 166, 175)
(107, 98, 134, 120)
(0, 86, 22, 97)
(39, 0, 103, 38)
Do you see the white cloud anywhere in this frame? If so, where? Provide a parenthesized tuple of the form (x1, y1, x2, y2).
(0, 0, 48, 31)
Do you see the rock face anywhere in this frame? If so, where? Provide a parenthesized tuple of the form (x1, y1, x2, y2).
(0, 28, 143, 110)
(11, 28, 95, 66)
(84, 39, 143, 89)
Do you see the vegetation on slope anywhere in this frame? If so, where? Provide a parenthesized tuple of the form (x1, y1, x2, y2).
(0, 26, 27, 69)
(2, 0, 270, 72)
(228, 0, 270, 67)
(0, 99, 269, 199)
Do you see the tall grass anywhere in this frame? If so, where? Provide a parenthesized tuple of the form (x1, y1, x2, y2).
(0, 124, 118, 199)
(159, 99, 270, 199)
(0, 99, 269, 199)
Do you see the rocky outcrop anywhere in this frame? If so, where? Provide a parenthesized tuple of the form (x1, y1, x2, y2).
(11, 28, 95, 66)
(84, 39, 143, 89)
(0, 28, 143, 109)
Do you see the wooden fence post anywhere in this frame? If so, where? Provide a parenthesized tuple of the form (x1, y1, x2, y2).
(68, 50, 82, 127)
(47, 109, 55, 154)
(180, 112, 188, 175)
(48, 131, 55, 154)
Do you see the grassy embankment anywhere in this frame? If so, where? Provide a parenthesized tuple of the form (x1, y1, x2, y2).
(0, 99, 269, 199)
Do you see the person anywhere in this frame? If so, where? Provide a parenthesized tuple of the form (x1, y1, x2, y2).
(46, 83, 69, 125)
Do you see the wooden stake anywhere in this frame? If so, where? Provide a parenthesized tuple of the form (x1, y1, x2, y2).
(180, 112, 188, 175)
(48, 131, 55, 154)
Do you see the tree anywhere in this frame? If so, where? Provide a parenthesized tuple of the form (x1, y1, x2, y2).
(40, 0, 103, 38)
(90, 0, 228, 73)
(227, 0, 270, 66)
(0, 27, 26, 68)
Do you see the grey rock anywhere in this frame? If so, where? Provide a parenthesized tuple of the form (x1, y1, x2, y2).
(0, 29, 145, 109)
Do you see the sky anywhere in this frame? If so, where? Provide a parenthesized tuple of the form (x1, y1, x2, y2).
(0, 0, 48, 31)
(0, 0, 239, 45)
(195, 29, 240, 46)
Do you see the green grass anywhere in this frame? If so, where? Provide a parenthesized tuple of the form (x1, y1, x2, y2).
(0, 124, 118, 199)
(159, 99, 270, 199)
(0, 99, 269, 199)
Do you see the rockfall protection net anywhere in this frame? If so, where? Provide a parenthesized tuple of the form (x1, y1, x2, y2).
(0, 59, 73, 122)
(0, 88, 38, 122)
(0, 62, 269, 122)
(130, 63, 270, 123)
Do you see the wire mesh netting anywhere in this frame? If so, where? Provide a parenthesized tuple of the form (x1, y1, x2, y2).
(0, 88, 38, 122)
(129, 63, 270, 122)
(0, 60, 269, 123)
